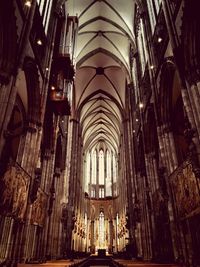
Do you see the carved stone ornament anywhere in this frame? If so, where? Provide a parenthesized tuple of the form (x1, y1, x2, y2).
(30, 168, 41, 203)
(30, 188, 48, 226)
(152, 189, 165, 218)
(170, 162, 200, 218)
(0, 163, 30, 220)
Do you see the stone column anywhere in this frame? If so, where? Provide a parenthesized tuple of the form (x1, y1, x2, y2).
(184, 82, 200, 161)
(162, 0, 200, 154)
(122, 119, 135, 246)
(69, 119, 79, 208)
(163, 125, 178, 172)
(17, 123, 41, 175)
(49, 174, 63, 258)
(109, 220, 113, 253)
(9, 123, 43, 263)
(90, 220, 95, 253)
(0, 0, 37, 157)
(0, 78, 18, 159)
(157, 125, 178, 174)
(139, 173, 153, 260)
(0, 217, 14, 263)
(157, 167, 181, 261)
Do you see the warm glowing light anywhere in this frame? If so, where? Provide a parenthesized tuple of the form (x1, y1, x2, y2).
(51, 86, 55, 90)
(37, 39, 42, 45)
(139, 103, 144, 109)
(158, 37, 162, 43)
(56, 92, 61, 96)
(150, 65, 154, 70)
(25, 1, 31, 7)
(136, 118, 139, 122)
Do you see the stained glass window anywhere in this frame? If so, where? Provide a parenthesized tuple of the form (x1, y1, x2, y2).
(84, 149, 118, 198)
(99, 211, 105, 248)
(99, 150, 104, 185)
(92, 150, 97, 184)
(37, 0, 53, 33)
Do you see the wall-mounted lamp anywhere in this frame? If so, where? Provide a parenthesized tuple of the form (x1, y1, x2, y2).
(37, 39, 42, 46)
(139, 103, 144, 109)
(25, 1, 31, 7)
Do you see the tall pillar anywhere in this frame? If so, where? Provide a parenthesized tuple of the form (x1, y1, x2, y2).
(157, 167, 181, 261)
(65, 118, 80, 255)
(0, 0, 37, 157)
(0, 78, 17, 156)
(109, 220, 113, 253)
(162, 0, 200, 152)
(157, 125, 178, 174)
(90, 220, 95, 253)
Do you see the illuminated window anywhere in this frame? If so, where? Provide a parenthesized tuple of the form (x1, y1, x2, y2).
(106, 150, 112, 197)
(113, 153, 117, 183)
(106, 150, 111, 179)
(99, 187, 105, 198)
(91, 188, 95, 198)
(99, 150, 104, 185)
(116, 213, 119, 245)
(92, 150, 97, 184)
(37, 0, 53, 34)
(137, 16, 148, 75)
(112, 153, 117, 197)
(147, 0, 156, 33)
(154, 0, 162, 13)
(99, 211, 105, 247)
(85, 213, 87, 231)
(85, 152, 90, 192)
(84, 149, 118, 198)
(146, 0, 162, 33)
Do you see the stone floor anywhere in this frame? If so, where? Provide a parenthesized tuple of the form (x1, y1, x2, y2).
(18, 260, 81, 267)
(18, 259, 181, 267)
(115, 259, 180, 267)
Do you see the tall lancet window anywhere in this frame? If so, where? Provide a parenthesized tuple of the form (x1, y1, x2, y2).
(146, 0, 162, 34)
(112, 153, 118, 197)
(84, 148, 118, 198)
(85, 152, 90, 192)
(99, 211, 105, 248)
(113, 153, 117, 183)
(154, 0, 162, 14)
(92, 150, 97, 184)
(37, 0, 53, 33)
(99, 150, 104, 185)
(137, 17, 148, 75)
(106, 150, 112, 197)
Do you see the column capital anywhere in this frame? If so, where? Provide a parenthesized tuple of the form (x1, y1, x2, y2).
(25, 126, 37, 133)
(25, 120, 42, 133)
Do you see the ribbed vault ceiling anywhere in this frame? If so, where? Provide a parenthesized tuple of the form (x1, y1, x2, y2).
(66, 0, 136, 153)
